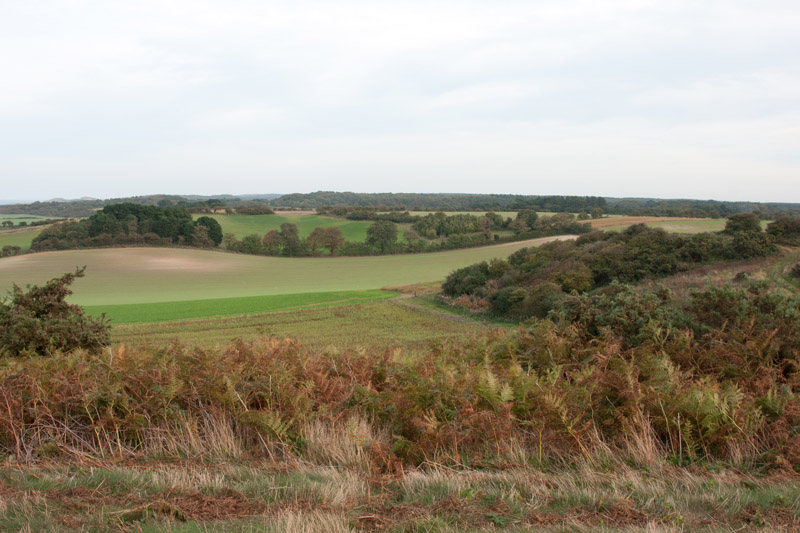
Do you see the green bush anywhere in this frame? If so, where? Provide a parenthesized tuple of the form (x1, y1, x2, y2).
(0, 268, 110, 356)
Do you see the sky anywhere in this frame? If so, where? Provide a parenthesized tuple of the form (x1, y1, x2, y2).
(1, 0, 799, 203)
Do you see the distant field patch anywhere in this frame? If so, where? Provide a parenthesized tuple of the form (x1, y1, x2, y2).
(0, 228, 43, 251)
(0, 237, 574, 306)
(407, 211, 557, 218)
(594, 216, 769, 234)
(196, 214, 372, 242)
(0, 214, 61, 224)
(84, 290, 396, 324)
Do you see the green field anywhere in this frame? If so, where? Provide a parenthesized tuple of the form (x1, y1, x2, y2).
(0, 236, 570, 306)
(0, 228, 43, 251)
(112, 300, 484, 351)
(84, 290, 396, 324)
(197, 214, 373, 241)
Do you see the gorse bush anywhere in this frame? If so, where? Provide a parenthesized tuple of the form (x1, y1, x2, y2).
(0, 268, 110, 356)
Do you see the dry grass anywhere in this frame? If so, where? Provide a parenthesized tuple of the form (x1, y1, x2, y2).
(3, 449, 798, 531)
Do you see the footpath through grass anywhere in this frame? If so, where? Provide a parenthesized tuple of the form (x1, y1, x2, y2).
(85, 290, 396, 324)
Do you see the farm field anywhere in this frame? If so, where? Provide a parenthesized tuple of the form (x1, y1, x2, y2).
(84, 289, 396, 324)
(0, 214, 60, 225)
(0, 236, 574, 307)
(111, 299, 485, 351)
(196, 214, 373, 242)
(407, 210, 556, 218)
(0, 227, 43, 251)
(592, 216, 769, 233)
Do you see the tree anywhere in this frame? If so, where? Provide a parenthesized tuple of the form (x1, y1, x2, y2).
(222, 232, 240, 250)
(240, 234, 265, 254)
(306, 227, 326, 252)
(508, 218, 530, 234)
(195, 216, 223, 245)
(191, 225, 215, 248)
(0, 268, 110, 356)
(366, 220, 397, 253)
(322, 227, 345, 254)
(590, 208, 604, 219)
(516, 209, 539, 228)
(724, 213, 762, 234)
(262, 230, 282, 255)
(279, 223, 304, 256)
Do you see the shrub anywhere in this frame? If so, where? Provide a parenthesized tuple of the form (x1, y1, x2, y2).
(442, 262, 490, 296)
(767, 215, 800, 245)
(0, 268, 110, 356)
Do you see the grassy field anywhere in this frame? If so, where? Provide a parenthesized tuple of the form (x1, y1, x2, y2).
(111, 300, 485, 351)
(197, 214, 373, 242)
(0, 236, 572, 306)
(0, 227, 43, 251)
(593, 216, 770, 234)
(84, 290, 397, 324)
(407, 211, 557, 218)
(0, 214, 60, 224)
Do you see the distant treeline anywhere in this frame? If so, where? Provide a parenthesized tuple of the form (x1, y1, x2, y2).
(273, 191, 608, 212)
(279, 192, 800, 218)
(604, 198, 800, 218)
(0, 195, 276, 219)
(7, 192, 800, 220)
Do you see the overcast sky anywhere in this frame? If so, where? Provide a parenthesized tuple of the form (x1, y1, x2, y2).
(1, 1, 799, 202)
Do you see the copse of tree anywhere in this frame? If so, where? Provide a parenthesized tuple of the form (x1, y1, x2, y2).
(31, 203, 221, 251)
(0, 268, 110, 356)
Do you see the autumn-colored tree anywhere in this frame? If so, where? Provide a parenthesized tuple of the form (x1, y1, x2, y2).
(306, 227, 326, 252)
(322, 227, 345, 254)
(262, 230, 281, 255)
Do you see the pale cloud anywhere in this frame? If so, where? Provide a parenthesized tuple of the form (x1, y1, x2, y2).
(1, 0, 799, 201)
